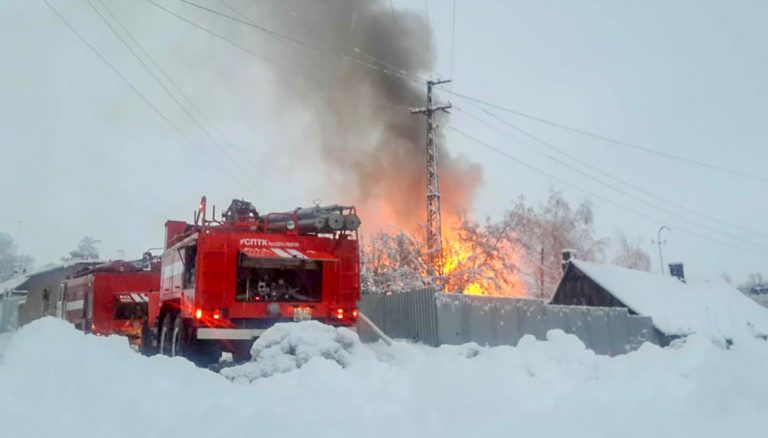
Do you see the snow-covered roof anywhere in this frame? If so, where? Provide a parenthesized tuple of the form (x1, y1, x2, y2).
(0, 260, 103, 296)
(0, 274, 29, 295)
(568, 259, 768, 340)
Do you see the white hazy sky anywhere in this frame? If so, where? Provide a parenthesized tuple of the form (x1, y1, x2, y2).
(1, 0, 766, 283)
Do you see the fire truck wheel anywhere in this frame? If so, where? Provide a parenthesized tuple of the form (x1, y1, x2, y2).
(159, 314, 174, 356)
(193, 342, 221, 368)
(231, 344, 252, 363)
(171, 314, 190, 358)
(139, 320, 158, 356)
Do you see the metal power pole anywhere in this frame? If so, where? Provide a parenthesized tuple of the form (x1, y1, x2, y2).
(411, 79, 452, 277)
(652, 225, 670, 275)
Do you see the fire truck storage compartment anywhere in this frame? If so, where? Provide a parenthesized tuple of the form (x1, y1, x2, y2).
(236, 252, 323, 302)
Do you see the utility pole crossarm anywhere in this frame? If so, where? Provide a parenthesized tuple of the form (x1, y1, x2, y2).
(409, 104, 452, 115)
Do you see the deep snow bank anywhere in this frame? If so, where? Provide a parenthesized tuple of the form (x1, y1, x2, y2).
(1, 318, 767, 438)
(0, 331, 12, 359)
(221, 321, 374, 382)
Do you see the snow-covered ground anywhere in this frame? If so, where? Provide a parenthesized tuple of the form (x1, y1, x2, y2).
(0, 332, 12, 360)
(1, 318, 767, 438)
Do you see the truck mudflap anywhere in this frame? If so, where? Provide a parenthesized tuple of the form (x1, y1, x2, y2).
(196, 328, 266, 340)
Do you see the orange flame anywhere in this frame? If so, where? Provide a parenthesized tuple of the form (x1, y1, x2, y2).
(439, 217, 528, 297)
(359, 199, 528, 297)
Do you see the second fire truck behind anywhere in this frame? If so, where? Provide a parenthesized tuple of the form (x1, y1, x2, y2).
(142, 198, 361, 365)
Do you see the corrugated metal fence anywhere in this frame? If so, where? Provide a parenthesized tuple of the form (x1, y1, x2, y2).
(0, 296, 25, 333)
(358, 289, 439, 345)
(359, 290, 661, 355)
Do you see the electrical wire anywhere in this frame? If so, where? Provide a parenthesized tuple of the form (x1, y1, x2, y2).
(447, 90, 767, 182)
(423, 0, 432, 75)
(497, 115, 767, 250)
(457, 104, 768, 244)
(97, 0, 276, 185)
(42, 0, 254, 191)
(172, 0, 423, 85)
(216, 0, 422, 107)
(87, 0, 273, 203)
(167, 0, 766, 184)
(143, 0, 413, 113)
(448, 0, 456, 94)
(449, 125, 768, 257)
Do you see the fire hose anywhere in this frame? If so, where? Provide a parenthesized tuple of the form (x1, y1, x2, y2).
(357, 311, 393, 346)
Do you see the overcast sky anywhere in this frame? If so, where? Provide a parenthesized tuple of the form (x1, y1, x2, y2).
(1, 0, 766, 283)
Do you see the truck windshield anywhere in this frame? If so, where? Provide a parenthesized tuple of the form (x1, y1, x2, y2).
(236, 254, 323, 302)
(114, 302, 147, 320)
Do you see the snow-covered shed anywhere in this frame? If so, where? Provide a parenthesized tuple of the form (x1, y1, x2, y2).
(550, 259, 768, 344)
(8, 262, 100, 325)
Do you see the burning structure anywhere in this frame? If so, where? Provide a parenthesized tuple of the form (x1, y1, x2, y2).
(239, 1, 525, 296)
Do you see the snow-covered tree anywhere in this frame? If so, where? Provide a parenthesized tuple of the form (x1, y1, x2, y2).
(441, 216, 527, 296)
(0, 232, 33, 282)
(360, 229, 429, 294)
(361, 216, 527, 296)
(506, 191, 608, 299)
(612, 233, 651, 271)
(361, 191, 607, 299)
(62, 236, 101, 261)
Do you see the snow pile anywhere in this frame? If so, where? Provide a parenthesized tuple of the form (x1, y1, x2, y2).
(221, 321, 374, 382)
(0, 331, 12, 359)
(2, 318, 768, 438)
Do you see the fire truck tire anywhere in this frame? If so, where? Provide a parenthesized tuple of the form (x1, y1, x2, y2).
(139, 320, 158, 356)
(171, 314, 190, 358)
(159, 313, 174, 356)
(192, 342, 221, 368)
(231, 344, 252, 363)
(171, 315, 219, 367)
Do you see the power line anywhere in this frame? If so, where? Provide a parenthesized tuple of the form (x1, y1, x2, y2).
(422, 0, 432, 75)
(457, 104, 768, 244)
(143, 0, 412, 114)
(172, 0, 423, 86)
(145, 0, 309, 82)
(448, 90, 767, 182)
(449, 0, 456, 94)
(88, 0, 272, 204)
(42, 0, 250, 190)
(90, 0, 276, 203)
(449, 125, 768, 257)
(248, 0, 412, 80)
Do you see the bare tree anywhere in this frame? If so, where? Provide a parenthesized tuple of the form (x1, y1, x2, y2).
(506, 191, 608, 299)
(612, 233, 651, 271)
(739, 273, 767, 294)
(0, 232, 33, 282)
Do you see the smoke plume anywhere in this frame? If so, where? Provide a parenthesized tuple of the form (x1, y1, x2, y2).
(249, 0, 483, 231)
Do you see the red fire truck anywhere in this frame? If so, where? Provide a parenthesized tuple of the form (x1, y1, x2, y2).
(142, 197, 361, 365)
(58, 258, 160, 345)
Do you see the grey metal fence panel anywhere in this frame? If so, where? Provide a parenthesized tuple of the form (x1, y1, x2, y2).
(361, 291, 660, 354)
(625, 314, 662, 349)
(358, 289, 440, 346)
(436, 294, 659, 354)
(0, 296, 24, 333)
(586, 308, 612, 355)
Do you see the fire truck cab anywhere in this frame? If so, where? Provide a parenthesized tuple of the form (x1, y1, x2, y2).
(144, 197, 361, 366)
(58, 257, 160, 345)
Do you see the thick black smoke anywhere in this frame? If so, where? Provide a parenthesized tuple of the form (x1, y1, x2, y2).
(246, 0, 482, 229)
